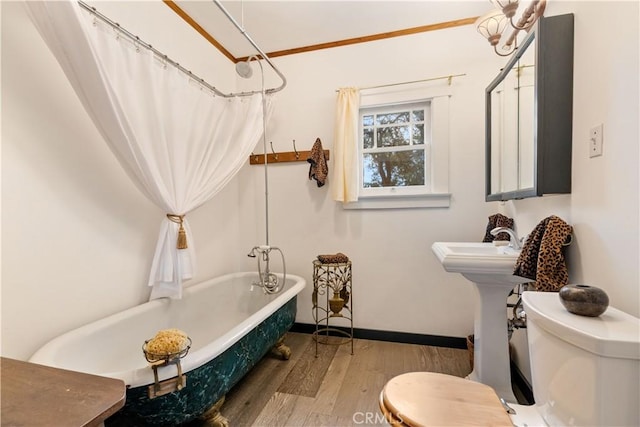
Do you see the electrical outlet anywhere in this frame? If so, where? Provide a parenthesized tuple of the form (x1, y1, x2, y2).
(589, 124, 603, 158)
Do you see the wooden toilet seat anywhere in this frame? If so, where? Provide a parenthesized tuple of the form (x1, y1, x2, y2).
(379, 372, 513, 426)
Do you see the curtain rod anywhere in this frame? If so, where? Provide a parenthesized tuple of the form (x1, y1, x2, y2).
(77, 1, 285, 98)
(77, 1, 231, 97)
(337, 73, 466, 92)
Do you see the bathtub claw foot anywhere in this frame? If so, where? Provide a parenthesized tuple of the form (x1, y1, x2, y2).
(271, 336, 291, 360)
(201, 396, 229, 427)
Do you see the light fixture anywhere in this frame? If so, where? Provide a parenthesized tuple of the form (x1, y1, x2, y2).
(476, 0, 547, 56)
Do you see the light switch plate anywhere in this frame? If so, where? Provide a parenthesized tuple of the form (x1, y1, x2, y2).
(590, 124, 603, 158)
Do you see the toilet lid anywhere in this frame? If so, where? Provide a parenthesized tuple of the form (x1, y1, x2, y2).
(382, 372, 512, 427)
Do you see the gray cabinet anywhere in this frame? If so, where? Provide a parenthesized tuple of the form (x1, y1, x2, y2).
(485, 14, 574, 201)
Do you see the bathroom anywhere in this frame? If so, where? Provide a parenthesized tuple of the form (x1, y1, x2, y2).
(2, 0, 638, 425)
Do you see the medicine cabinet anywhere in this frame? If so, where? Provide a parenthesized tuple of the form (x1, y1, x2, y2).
(485, 14, 574, 201)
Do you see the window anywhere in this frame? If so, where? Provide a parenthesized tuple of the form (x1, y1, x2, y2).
(345, 90, 451, 210)
(360, 102, 430, 196)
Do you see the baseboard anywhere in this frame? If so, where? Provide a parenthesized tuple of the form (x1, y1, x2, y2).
(290, 322, 467, 349)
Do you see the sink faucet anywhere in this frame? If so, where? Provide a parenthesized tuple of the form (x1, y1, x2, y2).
(490, 227, 522, 250)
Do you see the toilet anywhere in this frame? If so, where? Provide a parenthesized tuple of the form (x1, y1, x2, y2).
(380, 291, 640, 426)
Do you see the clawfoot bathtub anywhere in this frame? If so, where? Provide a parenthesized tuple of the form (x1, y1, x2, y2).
(30, 272, 305, 426)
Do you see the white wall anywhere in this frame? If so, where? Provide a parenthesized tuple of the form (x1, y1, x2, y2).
(3, 0, 637, 375)
(1, 1, 246, 360)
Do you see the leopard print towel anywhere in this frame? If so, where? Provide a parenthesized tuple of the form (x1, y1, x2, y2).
(513, 215, 573, 292)
(307, 137, 328, 187)
(317, 253, 349, 264)
(482, 213, 515, 242)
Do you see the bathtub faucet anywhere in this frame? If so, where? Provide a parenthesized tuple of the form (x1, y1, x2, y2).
(247, 245, 287, 294)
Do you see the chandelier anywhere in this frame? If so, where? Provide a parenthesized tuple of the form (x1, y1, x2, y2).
(476, 0, 547, 56)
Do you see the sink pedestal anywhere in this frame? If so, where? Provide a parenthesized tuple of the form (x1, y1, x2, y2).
(464, 273, 518, 404)
(431, 242, 529, 404)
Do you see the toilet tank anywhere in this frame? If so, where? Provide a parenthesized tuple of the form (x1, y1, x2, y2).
(522, 291, 640, 427)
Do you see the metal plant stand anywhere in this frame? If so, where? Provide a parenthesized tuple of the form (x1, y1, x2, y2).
(312, 259, 353, 356)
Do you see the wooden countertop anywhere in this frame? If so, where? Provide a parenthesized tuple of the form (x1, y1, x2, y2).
(1, 357, 126, 427)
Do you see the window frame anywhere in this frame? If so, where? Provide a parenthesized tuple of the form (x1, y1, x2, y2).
(359, 101, 432, 198)
(343, 86, 452, 210)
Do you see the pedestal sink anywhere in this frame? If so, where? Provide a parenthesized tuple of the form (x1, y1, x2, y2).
(431, 242, 531, 403)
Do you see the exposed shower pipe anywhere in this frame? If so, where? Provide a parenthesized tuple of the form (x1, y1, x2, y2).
(212, 0, 287, 96)
(239, 56, 271, 247)
(221, 1, 287, 295)
(238, 55, 286, 295)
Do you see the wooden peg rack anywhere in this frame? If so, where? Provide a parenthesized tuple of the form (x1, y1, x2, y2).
(249, 150, 330, 165)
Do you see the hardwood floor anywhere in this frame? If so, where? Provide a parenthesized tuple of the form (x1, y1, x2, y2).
(191, 332, 472, 427)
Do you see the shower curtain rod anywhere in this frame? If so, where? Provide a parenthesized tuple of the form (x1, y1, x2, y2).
(336, 73, 467, 93)
(77, 0, 287, 98)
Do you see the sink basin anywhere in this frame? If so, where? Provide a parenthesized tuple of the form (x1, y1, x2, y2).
(431, 242, 521, 278)
(432, 241, 532, 403)
(446, 244, 518, 255)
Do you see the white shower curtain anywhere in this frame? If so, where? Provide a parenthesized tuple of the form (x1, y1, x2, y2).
(27, 1, 270, 299)
(331, 87, 360, 203)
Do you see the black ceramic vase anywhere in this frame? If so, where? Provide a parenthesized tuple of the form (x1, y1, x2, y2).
(559, 284, 609, 317)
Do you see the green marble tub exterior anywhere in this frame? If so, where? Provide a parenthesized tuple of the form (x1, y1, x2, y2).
(106, 296, 297, 426)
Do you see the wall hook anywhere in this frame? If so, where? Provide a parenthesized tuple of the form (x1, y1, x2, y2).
(563, 233, 573, 247)
(248, 141, 330, 165)
(293, 139, 300, 160)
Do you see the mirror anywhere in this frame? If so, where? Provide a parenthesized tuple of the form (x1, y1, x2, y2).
(488, 38, 534, 195)
(485, 14, 574, 202)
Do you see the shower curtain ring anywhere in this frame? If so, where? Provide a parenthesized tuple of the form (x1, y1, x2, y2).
(270, 141, 278, 160)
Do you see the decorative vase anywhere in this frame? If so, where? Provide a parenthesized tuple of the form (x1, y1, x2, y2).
(340, 286, 350, 305)
(559, 284, 609, 317)
(329, 292, 345, 316)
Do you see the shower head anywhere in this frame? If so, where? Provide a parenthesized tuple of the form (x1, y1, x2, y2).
(235, 60, 253, 79)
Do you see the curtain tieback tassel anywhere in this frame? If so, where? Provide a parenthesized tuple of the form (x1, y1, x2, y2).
(166, 214, 188, 249)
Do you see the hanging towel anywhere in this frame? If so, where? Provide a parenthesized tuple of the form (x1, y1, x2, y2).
(513, 215, 573, 292)
(317, 253, 349, 264)
(307, 137, 328, 187)
(482, 213, 514, 242)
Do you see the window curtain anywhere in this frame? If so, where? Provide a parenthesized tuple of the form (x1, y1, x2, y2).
(331, 87, 360, 202)
(27, 1, 270, 300)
